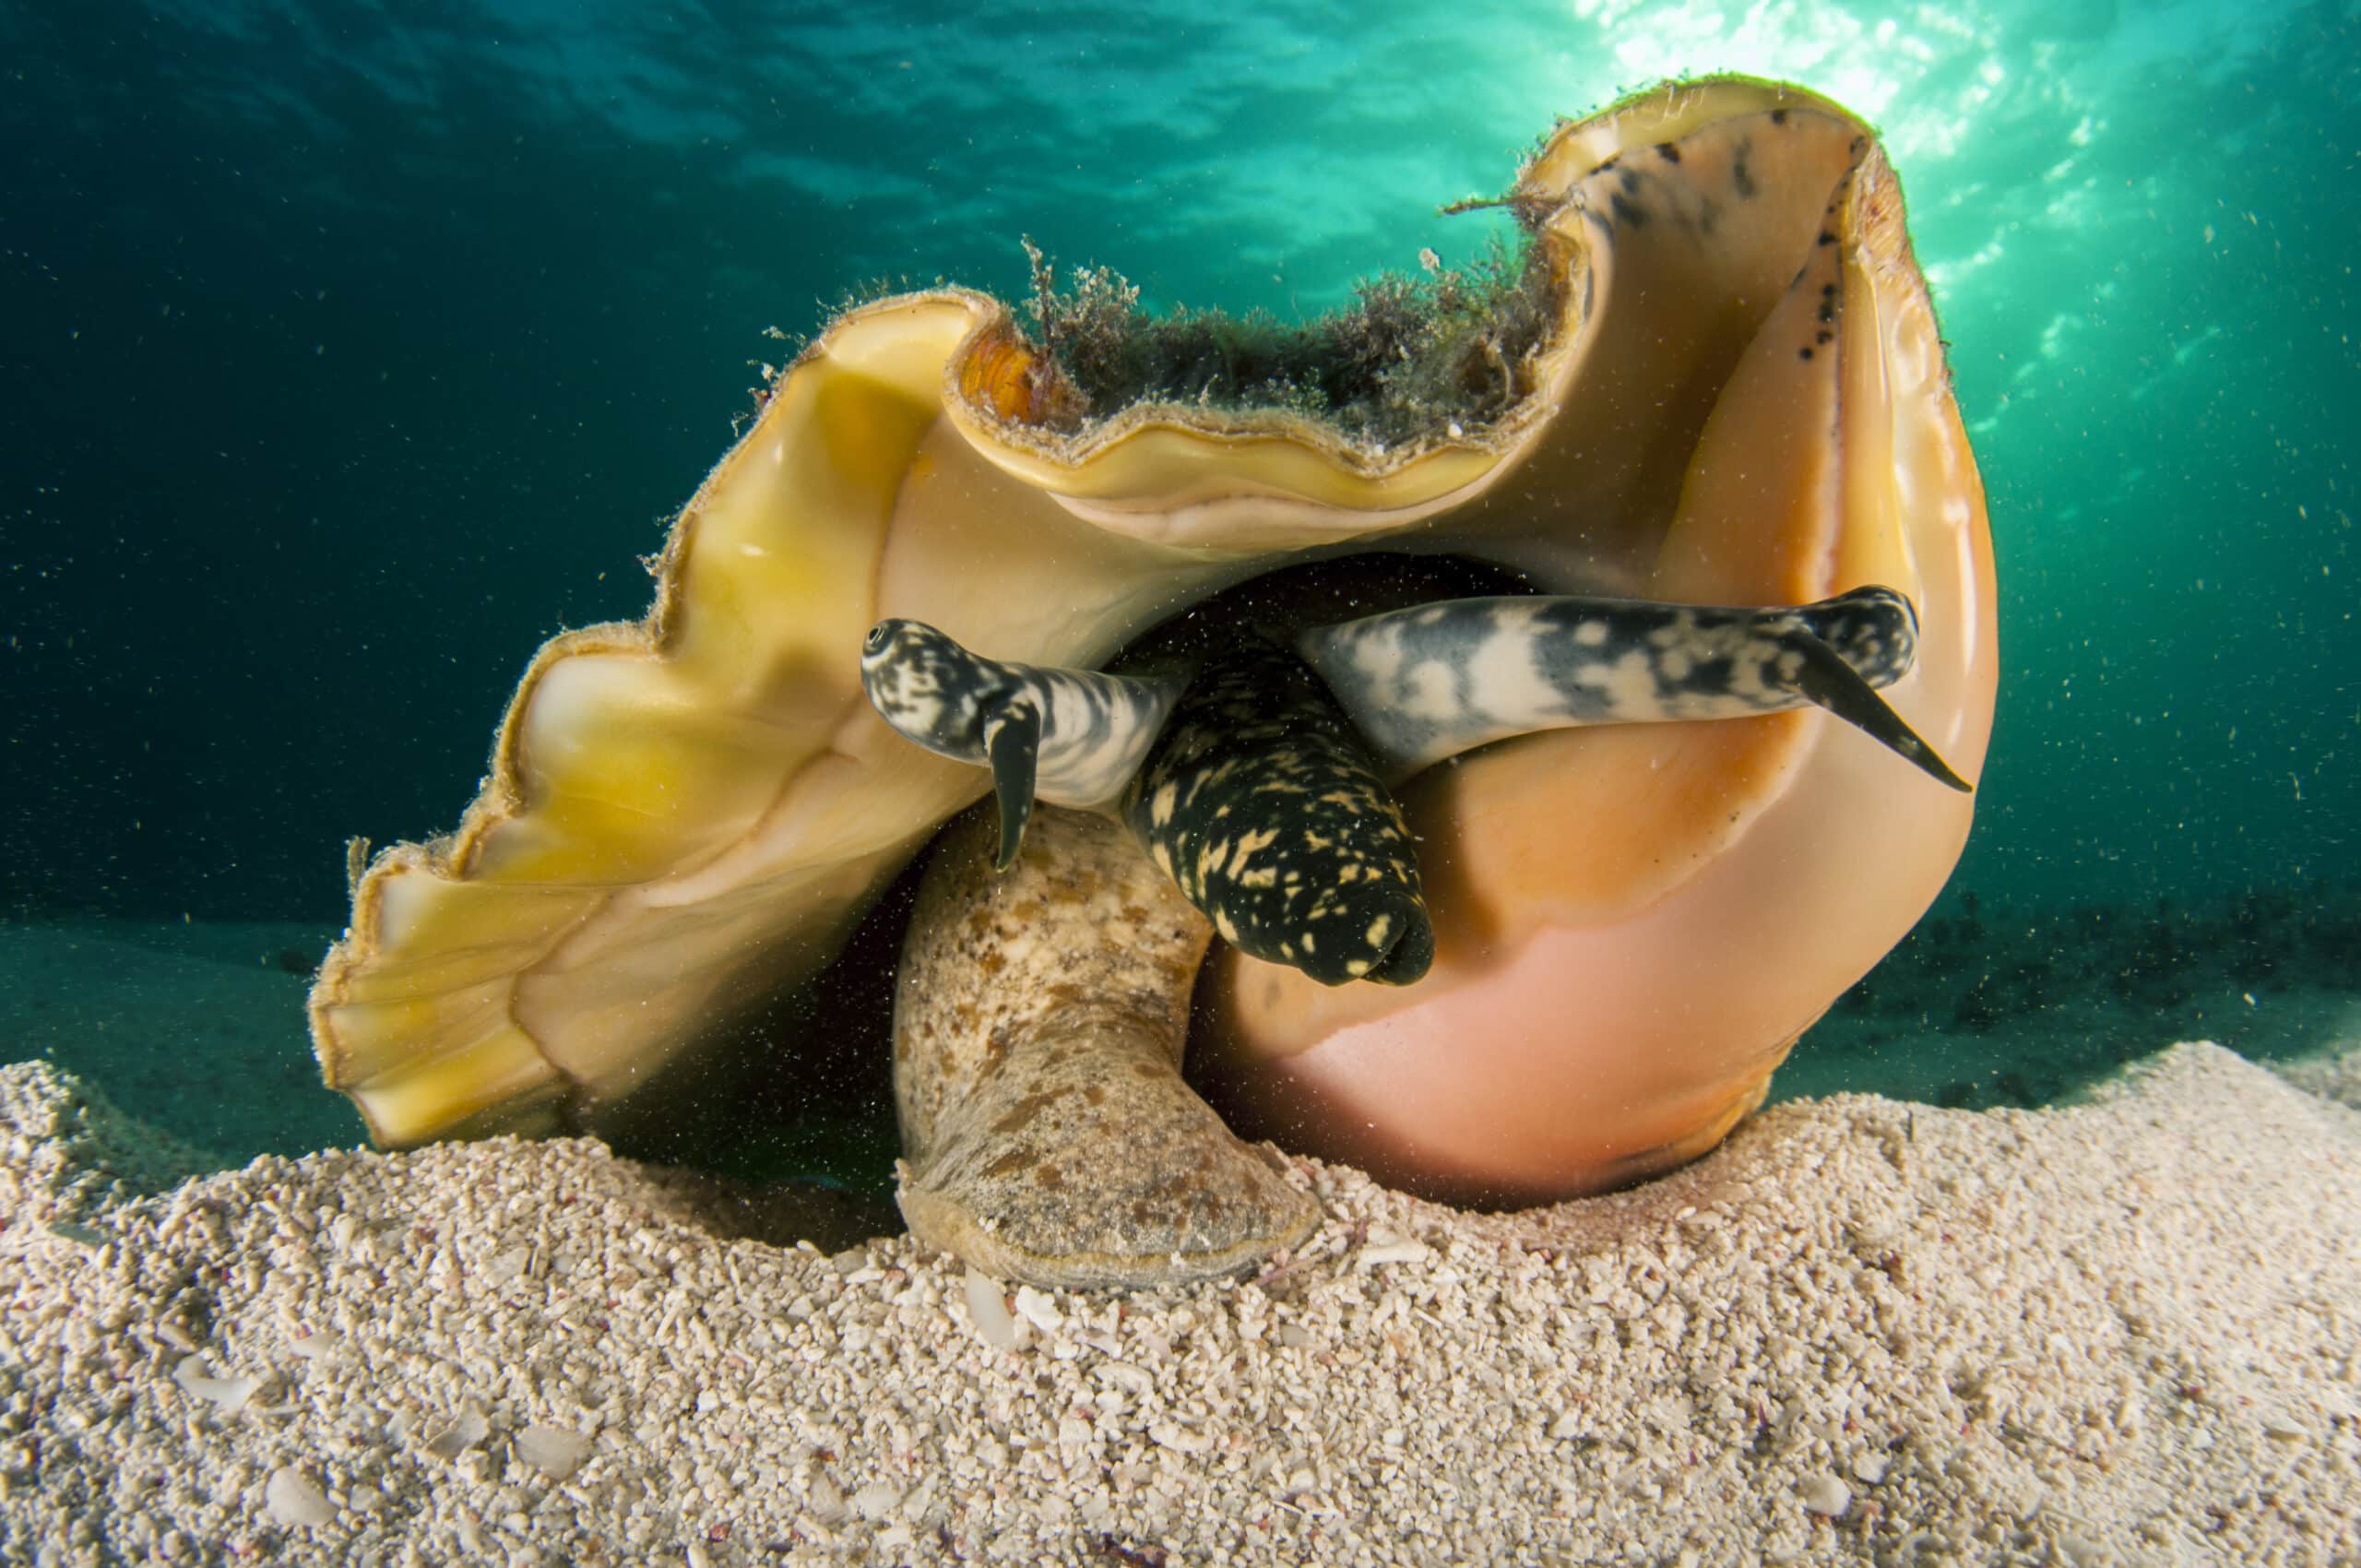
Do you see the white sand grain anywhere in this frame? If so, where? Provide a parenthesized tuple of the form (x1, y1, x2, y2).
(0, 1042, 2356, 1565)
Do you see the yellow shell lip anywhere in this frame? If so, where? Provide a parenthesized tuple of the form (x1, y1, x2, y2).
(308, 75, 1996, 1213)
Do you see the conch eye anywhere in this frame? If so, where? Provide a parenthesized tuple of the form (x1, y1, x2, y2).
(863, 624, 891, 653)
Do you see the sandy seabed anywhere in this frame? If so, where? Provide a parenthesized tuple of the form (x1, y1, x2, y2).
(1, 1039, 2357, 1568)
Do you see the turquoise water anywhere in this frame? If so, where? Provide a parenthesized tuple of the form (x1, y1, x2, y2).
(2, 0, 2355, 1166)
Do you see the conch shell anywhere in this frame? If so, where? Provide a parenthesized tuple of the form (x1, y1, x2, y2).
(308, 77, 1993, 1213)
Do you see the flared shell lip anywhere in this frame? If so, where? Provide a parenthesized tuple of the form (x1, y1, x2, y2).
(911, 74, 1912, 541)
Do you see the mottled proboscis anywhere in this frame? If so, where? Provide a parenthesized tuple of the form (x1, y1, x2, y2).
(1119, 635, 1434, 987)
(862, 579, 1960, 983)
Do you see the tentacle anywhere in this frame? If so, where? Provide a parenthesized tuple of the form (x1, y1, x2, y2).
(1295, 585, 1967, 789)
(1781, 617, 1970, 791)
(1121, 635, 1433, 987)
(860, 619, 1185, 858)
(979, 699, 1040, 869)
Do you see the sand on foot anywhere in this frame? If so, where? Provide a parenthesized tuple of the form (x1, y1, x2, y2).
(1, 1039, 2356, 1566)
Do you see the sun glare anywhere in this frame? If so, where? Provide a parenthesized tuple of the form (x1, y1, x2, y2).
(1558, 0, 2008, 171)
